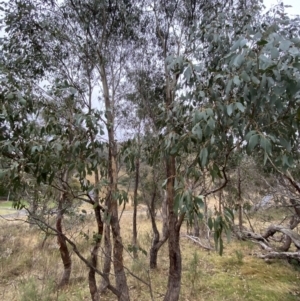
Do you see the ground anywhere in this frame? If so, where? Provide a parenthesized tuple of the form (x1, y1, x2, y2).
(0, 205, 300, 301)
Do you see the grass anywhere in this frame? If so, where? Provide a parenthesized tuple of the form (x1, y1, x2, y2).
(0, 201, 13, 208)
(0, 201, 28, 216)
(0, 209, 300, 301)
(0, 201, 17, 216)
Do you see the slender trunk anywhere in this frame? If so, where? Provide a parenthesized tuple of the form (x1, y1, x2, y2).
(99, 218, 112, 293)
(100, 60, 129, 300)
(88, 171, 104, 301)
(162, 190, 169, 238)
(109, 151, 129, 301)
(193, 212, 200, 237)
(164, 155, 181, 301)
(237, 167, 243, 231)
(29, 190, 39, 227)
(200, 173, 209, 239)
(218, 178, 223, 214)
(132, 157, 139, 259)
(56, 172, 71, 288)
(149, 188, 168, 269)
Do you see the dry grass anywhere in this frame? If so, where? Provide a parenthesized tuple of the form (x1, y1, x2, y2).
(0, 208, 300, 301)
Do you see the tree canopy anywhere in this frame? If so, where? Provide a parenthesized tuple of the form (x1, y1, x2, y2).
(1, 1, 300, 300)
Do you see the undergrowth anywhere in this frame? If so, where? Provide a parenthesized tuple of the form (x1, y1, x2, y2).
(0, 211, 300, 301)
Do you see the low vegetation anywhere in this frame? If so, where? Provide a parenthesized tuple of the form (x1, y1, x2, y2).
(1, 207, 300, 301)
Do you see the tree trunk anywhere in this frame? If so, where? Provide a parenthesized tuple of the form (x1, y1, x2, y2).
(88, 171, 104, 301)
(149, 188, 168, 269)
(164, 155, 181, 301)
(218, 178, 223, 214)
(108, 138, 129, 301)
(237, 167, 243, 231)
(200, 173, 209, 239)
(88, 205, 103, 301)
(28, 189, 39, 227)
(132, 157, 139, 259)
(99, 220, 112, 293)
(56, 174, 72, 288)
(193, 212, 200, 237)
(164, 218, 181, 301)
(100, 59, 129, 300)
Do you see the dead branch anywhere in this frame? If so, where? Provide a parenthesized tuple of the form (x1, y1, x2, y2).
(183, 235, 213, 251)
(251, 240, 274, 252)
(258, 251, 300, 261)
(263, 225, 300, 249)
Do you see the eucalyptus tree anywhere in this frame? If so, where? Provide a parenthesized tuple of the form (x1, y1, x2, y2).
(166, 0, 300, 285)
(124, 67, 169, 267)
(143, 0, 300, 300)
(2, 0, 300, 300)
(139, 1, 249, 299)
(0, 63, 105, 290)
(0, 0, 142, 300)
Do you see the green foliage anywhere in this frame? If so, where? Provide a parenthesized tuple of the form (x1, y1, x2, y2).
(234, 250, 244, 265)
(20, 277, 54, 301)
(208, 208, 234, 255)
(187, 251, 202, 296)
(127, 244, 147, 256)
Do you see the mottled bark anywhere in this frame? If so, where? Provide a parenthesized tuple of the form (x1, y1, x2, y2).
(193, 212, 200, 237)
(149, 188, 168, 269)
(56, 173, 72, 288)
(164, 155, 181, 301)
(100, 57, 129, 300)
(99, 221, 111, 293)
(88, 171, 104, 301)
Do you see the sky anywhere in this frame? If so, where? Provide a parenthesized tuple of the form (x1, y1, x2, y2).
(264, 0, 300, 15)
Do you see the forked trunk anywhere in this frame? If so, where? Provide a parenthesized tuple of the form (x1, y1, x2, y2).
(149, 188, 168, 269)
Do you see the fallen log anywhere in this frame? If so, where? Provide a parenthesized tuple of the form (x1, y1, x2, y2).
(263, 225, 300, 250)
(237, 225, 300, 263)
(251, 240, 274, 252)
(258, 251, 300, 261)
